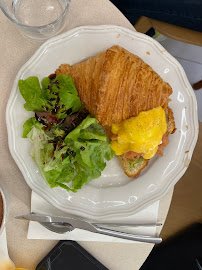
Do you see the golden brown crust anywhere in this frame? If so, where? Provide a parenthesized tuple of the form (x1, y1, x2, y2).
(118, 156, 149, 178)
(56, 64, 71, 76)
(55, 45, 173, 126)
(165, 106, 176, 135)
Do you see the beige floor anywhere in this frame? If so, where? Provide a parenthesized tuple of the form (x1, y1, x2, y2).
(160, 122, 202, 240)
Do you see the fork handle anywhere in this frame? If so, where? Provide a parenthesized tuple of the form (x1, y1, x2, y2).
(94, 226, 162, 244)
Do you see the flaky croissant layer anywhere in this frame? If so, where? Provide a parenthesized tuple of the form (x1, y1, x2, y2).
(56, 45, 172, 126)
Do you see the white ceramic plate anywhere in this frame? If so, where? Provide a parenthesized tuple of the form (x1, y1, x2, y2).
(6, 25, 198, 220)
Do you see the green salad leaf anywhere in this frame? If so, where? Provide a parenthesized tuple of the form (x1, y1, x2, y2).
(23, 117, 44, 138)
(65, 115, 98, 142)
(19, 77, 48, 111)
(19, 75, 82, 118)
(20, 75, 114, 192)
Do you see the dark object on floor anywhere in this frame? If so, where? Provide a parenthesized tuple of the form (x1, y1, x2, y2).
(36, 240, 108, 270)
(140, 223, 202, 270)
(145, 27, 156, 37)
(193, 80, 202, 90)
(110, 0, 202, 32)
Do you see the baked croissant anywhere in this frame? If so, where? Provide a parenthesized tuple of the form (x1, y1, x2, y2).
(55, 45, 175, 178)
(55, 45, 172, 126)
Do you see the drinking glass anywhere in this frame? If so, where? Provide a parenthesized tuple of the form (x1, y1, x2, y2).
(0, 0, 71, 42)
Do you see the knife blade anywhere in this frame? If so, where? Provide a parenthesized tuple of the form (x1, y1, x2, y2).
(15, 213, 98, 232)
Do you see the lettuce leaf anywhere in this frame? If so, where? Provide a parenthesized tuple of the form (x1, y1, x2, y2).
(21, 75, 114, 193)
(65, 115, 98, 142)
(56, 75, 81, 113)
(23, 117, 44, 138)
(19, 77, 49, 111)
(26, 117, 114, 192)
(19, 75, 82, 118)
(79, 124, 107, 141)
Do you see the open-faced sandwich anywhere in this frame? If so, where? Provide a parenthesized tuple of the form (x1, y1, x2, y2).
(19, 45, 175, 192)
(56, 45, 176, 178)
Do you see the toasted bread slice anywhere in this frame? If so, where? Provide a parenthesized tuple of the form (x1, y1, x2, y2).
(118, 156, 149, 178)
(165, 106, 176, 135)
(118, 107, 176, 178)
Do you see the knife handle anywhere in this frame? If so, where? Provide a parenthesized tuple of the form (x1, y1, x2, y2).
(94, 226, 162, 244)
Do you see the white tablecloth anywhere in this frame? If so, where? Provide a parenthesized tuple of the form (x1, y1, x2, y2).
(0, 0, 173, 269)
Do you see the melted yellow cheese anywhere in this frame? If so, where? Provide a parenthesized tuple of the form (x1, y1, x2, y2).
(111, 107, 167, 159)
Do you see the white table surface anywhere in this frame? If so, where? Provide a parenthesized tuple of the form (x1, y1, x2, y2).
(0, 0, 173, 269)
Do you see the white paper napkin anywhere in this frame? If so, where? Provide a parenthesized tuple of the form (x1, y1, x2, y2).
(28, 191, 160, 243)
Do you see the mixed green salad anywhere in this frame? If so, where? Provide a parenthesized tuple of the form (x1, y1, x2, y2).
(19, 74, 114, 192)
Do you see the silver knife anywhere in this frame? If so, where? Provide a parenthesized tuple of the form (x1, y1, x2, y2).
(15, 213, 162, 244)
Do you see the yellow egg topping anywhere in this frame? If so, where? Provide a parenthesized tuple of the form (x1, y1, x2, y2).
(110, 107, 167, 159)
